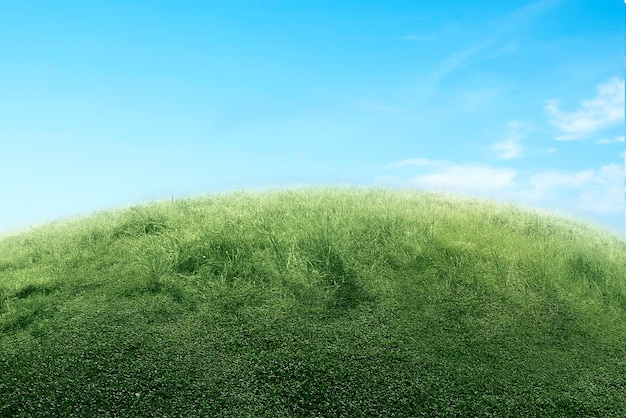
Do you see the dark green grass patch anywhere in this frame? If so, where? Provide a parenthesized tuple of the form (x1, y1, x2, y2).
(1, 188, 625, 416)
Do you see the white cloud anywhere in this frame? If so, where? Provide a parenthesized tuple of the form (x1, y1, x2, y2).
(408, 163, 518, 194)
(492, 137, 523, 160)
(530, 169, 595, 189)
(597, 135, 625, 144)
(545, 77, 625, 140)
(385, 159, 522, 196)
(492, 120, 527, 159)
(380, 157, 624, 218)
(577, 163, 625, 214)
(526, 164, 624, 214)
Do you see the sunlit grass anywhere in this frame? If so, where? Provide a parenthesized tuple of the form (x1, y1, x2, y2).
(1, 187, 625, 416)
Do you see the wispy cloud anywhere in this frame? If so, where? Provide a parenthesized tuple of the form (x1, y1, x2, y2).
(382, 159, 517, 196)
(576, 163, 625, 214)
(492, 138, 523, 160)
(545, 77, 625, 141)
(410, 164, 518, 192)
(597, 135, 625, 144)
(492, 120, 528, 159)
(529, 169, 595, 190)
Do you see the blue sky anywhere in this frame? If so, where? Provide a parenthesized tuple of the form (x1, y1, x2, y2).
(1, 0, 624, 236)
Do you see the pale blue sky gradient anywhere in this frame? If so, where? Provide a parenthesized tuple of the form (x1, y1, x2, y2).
(1, 0, 624, 235)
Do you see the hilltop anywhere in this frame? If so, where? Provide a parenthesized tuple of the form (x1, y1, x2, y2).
(1, 188, 625, 416)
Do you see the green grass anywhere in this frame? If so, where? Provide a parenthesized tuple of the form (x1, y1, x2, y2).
(1, 187, 625, 417)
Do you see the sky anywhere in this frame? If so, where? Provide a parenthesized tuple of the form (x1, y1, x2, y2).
(1, 0, 624, 236)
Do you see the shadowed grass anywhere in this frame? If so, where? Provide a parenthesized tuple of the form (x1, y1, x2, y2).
(0, 187, 625, 416)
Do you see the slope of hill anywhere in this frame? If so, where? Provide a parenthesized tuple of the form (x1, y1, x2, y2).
(1, 188, 625, 416)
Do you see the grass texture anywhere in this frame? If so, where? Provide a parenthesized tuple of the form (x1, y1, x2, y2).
(1, 188, 625, 417)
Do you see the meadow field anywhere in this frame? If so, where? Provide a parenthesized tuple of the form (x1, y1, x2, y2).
(1, 188, 625, 416)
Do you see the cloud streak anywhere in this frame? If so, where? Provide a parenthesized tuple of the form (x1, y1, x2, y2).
(597, 135, 625, 144)
(421, 0, 561, 89)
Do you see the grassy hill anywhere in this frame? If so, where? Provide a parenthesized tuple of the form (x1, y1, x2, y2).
(1, 188, 625, 417)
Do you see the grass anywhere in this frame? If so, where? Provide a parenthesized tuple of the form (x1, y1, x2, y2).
(1, 187, 625, 417)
